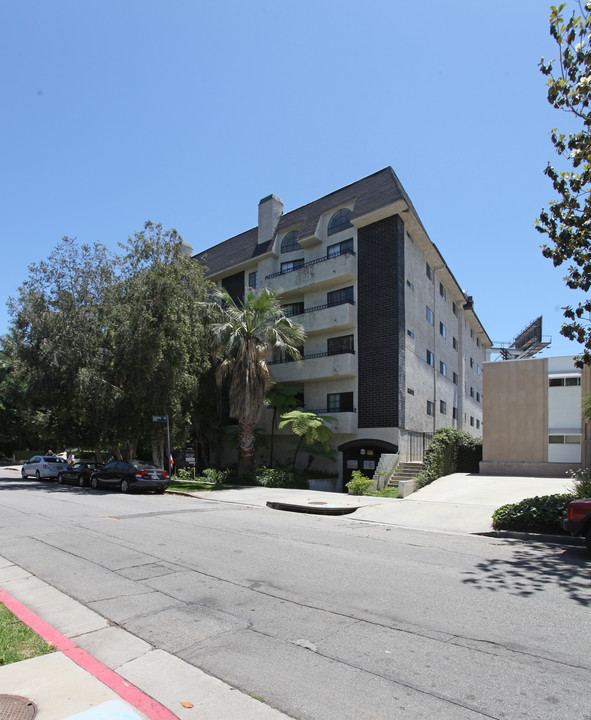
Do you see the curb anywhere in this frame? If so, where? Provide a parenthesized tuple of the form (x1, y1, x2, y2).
(476, 530, 586, 547)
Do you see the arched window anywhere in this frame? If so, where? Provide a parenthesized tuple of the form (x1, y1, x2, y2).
(281, 231, 300, 253)
(328, 208, 353, 235)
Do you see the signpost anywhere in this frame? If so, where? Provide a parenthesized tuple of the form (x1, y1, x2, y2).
(152, 415, 171, 475)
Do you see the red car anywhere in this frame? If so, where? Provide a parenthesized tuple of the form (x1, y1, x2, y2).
(563, 499, 591, 553)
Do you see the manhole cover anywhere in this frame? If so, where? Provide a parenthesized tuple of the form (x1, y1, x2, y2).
(0, 694, 37, 720)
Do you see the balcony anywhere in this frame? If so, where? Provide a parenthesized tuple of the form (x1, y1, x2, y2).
(265, 250, 356, 296)
(268, 350, 357, 383)
(288, 300, 356, 335)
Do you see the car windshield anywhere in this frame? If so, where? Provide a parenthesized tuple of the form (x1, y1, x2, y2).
(45, 457, 67, 463)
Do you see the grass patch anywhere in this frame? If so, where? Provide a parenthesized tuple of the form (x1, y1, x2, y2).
(0, 603, 55, 665)
(168, 479, 231, 493)
(366, 486, 398, 498)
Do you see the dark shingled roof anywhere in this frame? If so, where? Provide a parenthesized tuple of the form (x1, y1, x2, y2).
(195, 167, 421, 277)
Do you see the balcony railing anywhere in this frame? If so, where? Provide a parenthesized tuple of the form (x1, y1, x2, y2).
(268, 349, 355, 366)
(306, 408, 357, 414)
(285, 298, 355, 318)
(266, 249, 356, 280)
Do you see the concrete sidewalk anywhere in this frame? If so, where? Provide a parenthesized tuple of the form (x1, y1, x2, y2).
(0, 558, 293, 720)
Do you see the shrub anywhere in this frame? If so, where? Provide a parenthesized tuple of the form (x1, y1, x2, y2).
(253, 466, 308, 489)
(173, 467, 195, 482)
(568, 467, 591, 498)
(414, 428, 482, 489)
(198, 467, 230, 485)
(345, 470, 374, 495)
(491, 493, 576, 534)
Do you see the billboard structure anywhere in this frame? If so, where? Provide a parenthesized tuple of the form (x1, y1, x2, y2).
(491, 316, 551, 360)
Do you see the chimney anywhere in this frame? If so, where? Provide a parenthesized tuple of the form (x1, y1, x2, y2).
(258, 194, 283, 244)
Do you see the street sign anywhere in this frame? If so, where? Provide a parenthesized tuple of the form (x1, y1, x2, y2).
(152, 415, 167, 423)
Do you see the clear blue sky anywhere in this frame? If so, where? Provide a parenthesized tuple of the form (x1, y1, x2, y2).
(1, 0, 583, 358)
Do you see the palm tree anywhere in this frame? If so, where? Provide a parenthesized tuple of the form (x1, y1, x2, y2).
(210, 287, 306, 478)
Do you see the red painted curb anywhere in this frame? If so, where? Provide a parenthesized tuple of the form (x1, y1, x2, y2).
(0, 589, 180, 720)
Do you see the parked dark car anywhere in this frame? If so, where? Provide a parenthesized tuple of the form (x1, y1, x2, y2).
(89, 460, 170, 494)
(563, 498, 591, 553)
(58, 462, 103, 487)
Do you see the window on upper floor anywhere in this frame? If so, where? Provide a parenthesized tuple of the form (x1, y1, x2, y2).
(327, 237, 354, 258)
(439, 361, 447, 377)
(452, 303, 458, 316)
(426, 349, 434, 367)
(477, 364, 481, 375)
(476, 391, 481, 402)
(328, 208, 353, 235)
(477, 338, 481, 347)
(426, 263, 433, 281)
(327, 286, 354, 307)
(470, 386, 475, 398)
(470, 357, 474, 368)
(470, 416, 475, 426)
(426, 306, 434, 324)
(549, 376, 581, 387)
(282, 301, 304, 318)
(407, 280, 414, 291)
(440, 400, 447, 415)
(280, 258, 304, 274)
(440, 322, 446, 338)
(452, 336, 458, 351)
(452, 407, 458, 420)
(281, 231, 301, 253)
(439, 283, 446, 300)
(327, 391, 354, 413)
(407, 388, 415, 395)
(476, 419, 481, 429)
(407, 329, 415, 339)
(453, 371, 458, 385)
(248, 271, 258, 289)
(427, 400, 434, 416)
(327, 334, 354, 355)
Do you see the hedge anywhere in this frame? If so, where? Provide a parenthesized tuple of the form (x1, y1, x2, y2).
(414, 428, 482, 489)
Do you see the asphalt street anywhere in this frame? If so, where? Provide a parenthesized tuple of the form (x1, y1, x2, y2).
(0, 472, 589, 720)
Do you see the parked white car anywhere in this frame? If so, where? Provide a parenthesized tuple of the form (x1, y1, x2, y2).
(21, 455, 69, 480)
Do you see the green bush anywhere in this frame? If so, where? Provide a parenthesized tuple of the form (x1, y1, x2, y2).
(345, 470, 374, 495)
(415, 428, 482, 489)
(253, 466, 308, 489)
(491, 493, 576, 534)
(173, 467, 195, 482)
(568, 467, 591, 498)
(199, 467, 230, 485)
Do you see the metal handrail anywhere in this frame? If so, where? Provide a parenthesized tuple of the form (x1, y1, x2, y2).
(284, 299, 355, 318)
(268, 349, 355, 365)
(265, 248, 356, 280)
(306, 408, 357, 414)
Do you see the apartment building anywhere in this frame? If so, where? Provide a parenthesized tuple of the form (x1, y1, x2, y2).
(196, 168, 491, 484)
(481, 355, 591, 476)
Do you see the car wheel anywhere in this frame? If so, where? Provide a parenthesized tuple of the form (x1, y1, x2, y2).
(120, 479, 130, 493)
(35, 470, 41, 481)
(79, 475, 86, 487)
(90, 477, 99, 490)
(21, 467, 26, 478)
(58, 473, 65, 484)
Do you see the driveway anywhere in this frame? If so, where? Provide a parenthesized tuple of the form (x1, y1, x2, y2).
(353, 472, 574, 533)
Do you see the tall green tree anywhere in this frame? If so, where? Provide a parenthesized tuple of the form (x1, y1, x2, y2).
(278, 410, 336, 472)
(537, 2, 591, 365)
(210, 287, 306, 478)
(264, 383, 302, 467)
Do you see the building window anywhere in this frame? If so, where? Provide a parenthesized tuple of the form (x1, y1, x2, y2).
(327, 286, 354, 306)
(427, 401, 434, 416)
(566, 377, 582, 386)
(452, 303, 458, 316)
(452, 336, 458, 351)
(440, 400, 447, 415)
(470, 357, 474, 368)
(452, 371, 458, 385)
(440, 322, 446, 338)
(476, 419, 481, 429)
(477, 364, 481, 375)
(407, 280, 414, 290)
(280, 258, 304, 274)
(327, 392, 354, 412)
(328, 208, 353, 235)
(470, 416, 475, 426)
(439, 283, 446, 300)
(407, 232, 415, 243)
(281, 231, 300, 253)
(426, 349, 434, 367)
(550, 376, 581, 387)
(327, 238, 354, 258)
(407, 388, 415, 395)
(452, 407, 458, 420)
(477, 338, 481, 347)
(248, 271, 258, 289)
(548, 434, 580, 444)
(476, 391, 481, 402)
(327, 335, 354, 355)
(426, 306, 434, 324)
(282, 301, 304, 317)
(470, 328, 474, 338)
(426, 263, 433, 281)
(470, 386, 475, 398)
(439, 361, 447, 377)
(407, 329, 415, 339)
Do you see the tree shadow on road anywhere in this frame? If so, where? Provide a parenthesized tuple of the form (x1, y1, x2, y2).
(462, 542, 591, 607)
